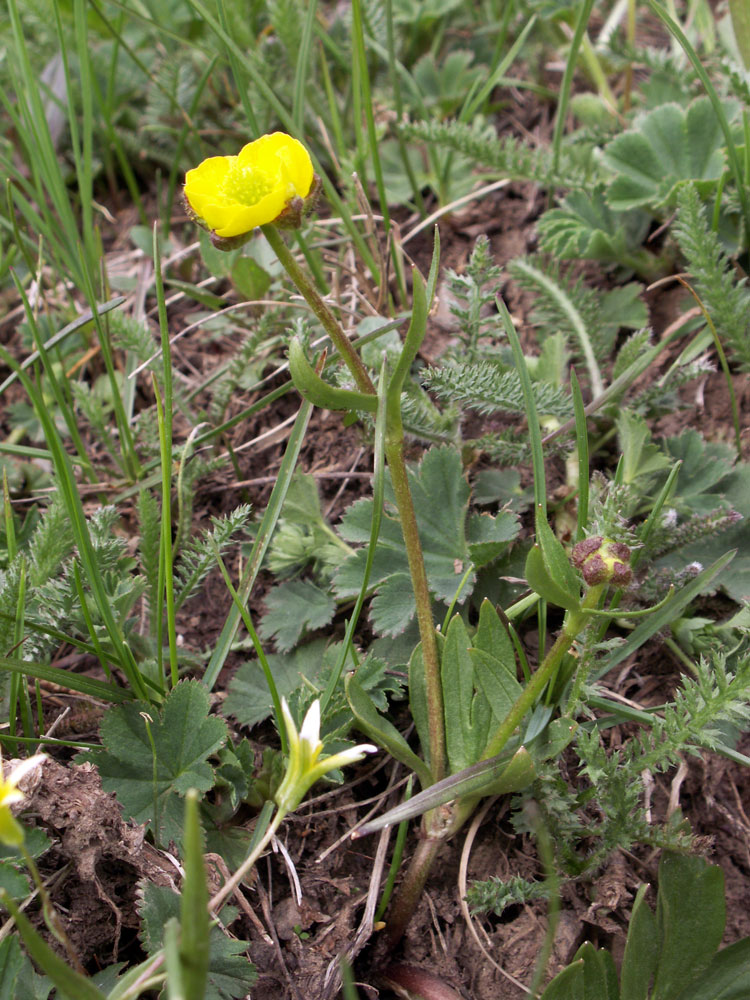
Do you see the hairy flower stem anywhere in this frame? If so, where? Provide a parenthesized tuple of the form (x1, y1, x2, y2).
(268, 220, 446, 782)
(482, 584, 605, 761)
(381, 833, 443, 951)
(262, 225, 375, 396)
(385, 439, 446, 784)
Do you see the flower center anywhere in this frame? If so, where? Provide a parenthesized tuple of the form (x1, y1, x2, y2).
(222, 164, 275, 206)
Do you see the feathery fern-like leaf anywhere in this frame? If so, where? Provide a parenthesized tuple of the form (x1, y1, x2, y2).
(397, 117, 590, 188)
(174, 504, 253, 611)
(422, 360, 572, 420)
(673, 183, 750, 370)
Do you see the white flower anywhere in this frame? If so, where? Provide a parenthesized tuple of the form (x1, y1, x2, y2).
(274, 699, 376, 813)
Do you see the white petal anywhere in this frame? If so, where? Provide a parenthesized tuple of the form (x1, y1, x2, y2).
(6, 754, 46, 788)
(300, 699, 321, 748)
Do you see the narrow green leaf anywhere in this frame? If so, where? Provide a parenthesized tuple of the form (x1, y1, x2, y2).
(621, 884, 658, 1000)
(203, 398, 313, 691)
(408, 640, 432, 773)
(577, 942, 620, 999)
(1, 892, 105, 1000)
(164, 918, 185, 1000)
(593, 552, 735, 680)
(539, 959, 584, 1000)
(288, 338, 377, 412)
(442, 614, 486, 773)
(652, 852, 725, 1000)
(0, 654, 133, 703)
(525, 544, 580, 612)
(346, 673, 433, 789)
(354, 746, 534, 836)
(676, 939, 750, 1000)
(472, 648, 522, 732)
(180, 791, 210, 1000)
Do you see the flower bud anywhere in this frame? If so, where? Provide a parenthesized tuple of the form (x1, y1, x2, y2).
(570, 536, 632, 587)
(184, 133, 317, 249)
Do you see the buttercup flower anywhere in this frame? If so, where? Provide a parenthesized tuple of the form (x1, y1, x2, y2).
(0, 753, 46, 846)
(184, 133, 315, 240)
(274, 699, 376, 814)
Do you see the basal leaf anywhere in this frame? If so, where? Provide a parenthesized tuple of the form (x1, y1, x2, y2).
(675, 939, 750, 1000)
(259, 579, 336, 651)
(442, 614, 490, 773)
(537, 187, 654, 275)
(652, 852, 725, 1000)
(346, 673, 433, 788)
(473, 598, 515, 669)
(467, 510, 519, 568)
(84, 680, 227, 844)
(334, 446, 518, 635)
(472, 648, 523, 731)
(138, 883, 257, 1000)
(663, 430, 736, 514)
(603, 98, 731, 211)
(621, 884, 658, 1000)
(0, 936, 24, 1000)
(225, 639, 356, 728)
(369, 573, 417, 637)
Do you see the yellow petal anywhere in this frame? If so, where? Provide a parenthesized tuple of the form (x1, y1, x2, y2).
(0, 807, 24, 847)
(184, 134, 314, 238)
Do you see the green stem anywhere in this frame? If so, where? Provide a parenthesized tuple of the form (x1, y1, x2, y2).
(385, 436, 446, 785)
(382, 832, 444, 951)
(208, 807, 286, 914)
(261, 225, 376, 396)
(482, 584, 604, 761)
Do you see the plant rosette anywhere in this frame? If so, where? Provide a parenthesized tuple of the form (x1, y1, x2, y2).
(184, 132, 320, 249)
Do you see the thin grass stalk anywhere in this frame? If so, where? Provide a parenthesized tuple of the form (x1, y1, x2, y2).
(152, 230, 179, 688)
(202, 399, 314, 691)
(293, 0, 319, 132)
(210, 543, 286, 755)
(0, 323, 149, 700)
(570, 369, 589, 543)
(459, 14, 538, 122)
(318, 43, 348, 164)
(385, 0, 426, 216)
(165, 56, 218, 233)
(648, 0, 750, 243)
(351, 0, 406, 300)
(5, 0, 91, 286)
(216, 0, 260, 136)
(551, 0, 597, 177)
(8, 562, 27, 753)
(319, 358, 388, 717)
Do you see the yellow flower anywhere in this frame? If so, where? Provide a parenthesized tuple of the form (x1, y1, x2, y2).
(0, 753, 45, 847)
(184, 133, 314, 239)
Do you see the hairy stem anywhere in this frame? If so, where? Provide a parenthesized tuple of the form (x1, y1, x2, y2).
(262, 224, 375, 395)
(483, 584, 604, 761)
(381, 831, 444, 951)
(385, 436, 446, 785)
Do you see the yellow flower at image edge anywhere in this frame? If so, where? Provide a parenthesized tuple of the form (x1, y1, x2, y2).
(0, 753, 45, 846)
(184, 132, 314, 238)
